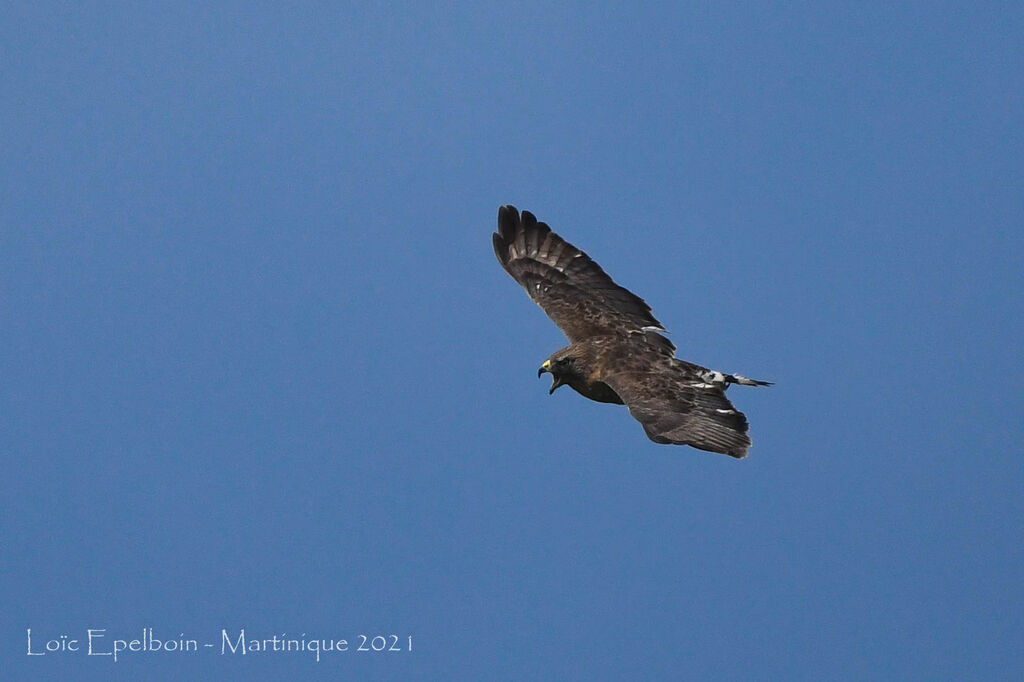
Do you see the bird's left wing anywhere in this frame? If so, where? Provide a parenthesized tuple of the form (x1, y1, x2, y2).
(493, 205, 673, 351)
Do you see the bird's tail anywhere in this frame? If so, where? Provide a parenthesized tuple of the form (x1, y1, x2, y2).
(726, 374, 773, 387)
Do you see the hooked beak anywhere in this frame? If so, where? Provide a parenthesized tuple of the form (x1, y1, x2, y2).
(538, 360, 563, 394)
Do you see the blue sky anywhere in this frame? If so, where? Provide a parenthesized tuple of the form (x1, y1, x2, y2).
(3, 2, 1022, 680)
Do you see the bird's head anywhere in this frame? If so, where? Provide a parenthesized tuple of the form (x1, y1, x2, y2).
(538, 352, 581, 395)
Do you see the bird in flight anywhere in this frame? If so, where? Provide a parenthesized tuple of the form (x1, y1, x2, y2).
(493, 205, 770, 458)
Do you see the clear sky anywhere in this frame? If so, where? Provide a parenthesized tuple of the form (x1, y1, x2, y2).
(3, 2, 1022, 680)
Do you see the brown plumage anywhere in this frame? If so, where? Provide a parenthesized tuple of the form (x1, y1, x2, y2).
(493, 205, 770, 458)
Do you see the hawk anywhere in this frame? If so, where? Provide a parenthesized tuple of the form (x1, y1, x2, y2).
(493, 205, 770, 458)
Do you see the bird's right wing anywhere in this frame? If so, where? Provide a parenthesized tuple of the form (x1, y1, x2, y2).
(493, 205, 674, 351)
(601, 356, 753, 458)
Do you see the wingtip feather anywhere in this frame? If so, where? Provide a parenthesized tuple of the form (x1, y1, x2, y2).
(497, 205, 520, 243)
(493, 232, 509, 266)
